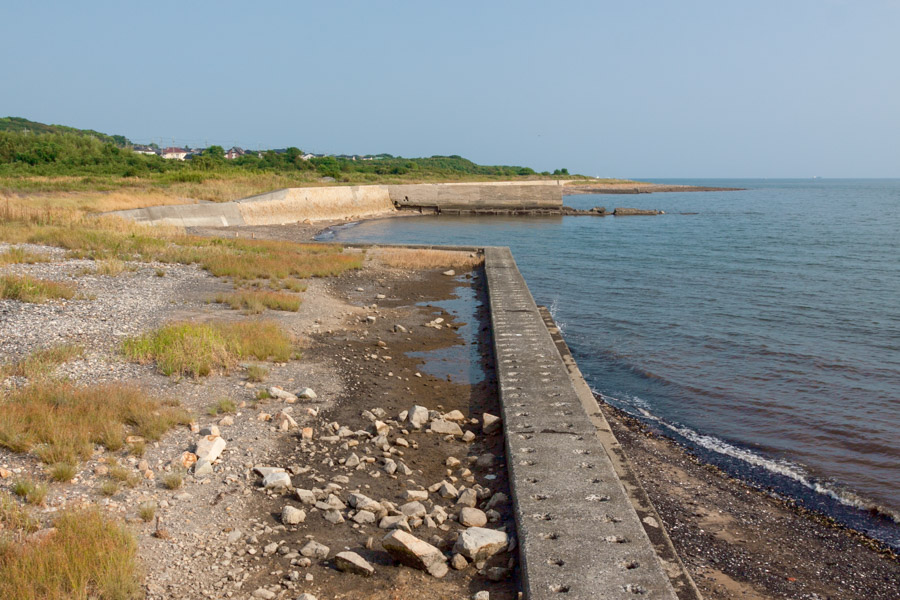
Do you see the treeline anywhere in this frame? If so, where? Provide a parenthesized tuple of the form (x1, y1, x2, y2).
(0, 117, 130, 146)
(0, 130, 570, 181)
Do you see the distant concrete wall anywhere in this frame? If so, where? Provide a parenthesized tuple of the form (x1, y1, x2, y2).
(108, 182, 565, 227)
(388, 181, 563, 211)
(236, 186, 394, 225)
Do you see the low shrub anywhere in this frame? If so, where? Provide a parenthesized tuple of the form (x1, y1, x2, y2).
(0, 274, 75, 303)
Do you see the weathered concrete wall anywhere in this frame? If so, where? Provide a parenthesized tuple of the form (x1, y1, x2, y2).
(388, 181, 563, 211)
(108, 182, 564, 227)
(236, 186, 394, 225)
(484, 246, 680, 600)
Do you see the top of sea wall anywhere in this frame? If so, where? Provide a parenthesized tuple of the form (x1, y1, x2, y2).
(388, 181, 564, 210)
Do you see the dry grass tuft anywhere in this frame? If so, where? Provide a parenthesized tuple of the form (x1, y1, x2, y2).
(371, 248, 483, 270)
(245, 364, 268, 383)
(1, 344, 83, 380)
(214, 290, 301, 314)
(0, 274, 75, 303)
(0, 381, 191, 466)
(49, 462, 77, 483)
(207, 398, 237, 416)
(0, 247, 50, 265)
(11, 479, 48, 506)
(0, 507, 142, 600)
(162, 472, 183, 490)
(123, 320, 294, 378)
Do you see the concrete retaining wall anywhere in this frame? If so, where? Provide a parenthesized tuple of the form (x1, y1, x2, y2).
(484, 246, 681, 600)
(388, 181, 563, 211)
(236, 186, 394, 225)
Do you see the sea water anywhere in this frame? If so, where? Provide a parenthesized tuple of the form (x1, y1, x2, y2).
(324, 179, 900, 548)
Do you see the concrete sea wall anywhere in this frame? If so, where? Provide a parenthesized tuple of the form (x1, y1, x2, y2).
(108, 181, 565, 226)
(483, 246, 691, 600)
(388, 181, 563, 211)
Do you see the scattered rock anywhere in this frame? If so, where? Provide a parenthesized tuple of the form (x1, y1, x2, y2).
(297, 387, 318, 400)
(450, 553, 469, 570)
(334, 551, 375, 577)
(442, 270, 456, 276)
(406, 405, 429, 429)
(456, 488, 478, 508)
(459, 507, 488, 527)
(429, 419, 463, 436)
(381, 530, 449, 578)
(482, 413, 502, 434)
(194, 435, 226, 463)
(300, 540, 330, 559)
(252, 588, 276, 599)
(454, 527, 509, 561)
(268, 387, 298, 402)
(282, 505, 306, 525)
(263, 472, 292, 490)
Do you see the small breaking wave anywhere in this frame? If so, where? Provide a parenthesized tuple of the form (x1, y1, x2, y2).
(597, 391, 900, 525)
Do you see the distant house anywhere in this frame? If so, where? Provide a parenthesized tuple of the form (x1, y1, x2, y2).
(301, 153, 316, 161)
(132, 145, 158, 156)
(225, 147, 245, 160)
(161, 147, 188, 160)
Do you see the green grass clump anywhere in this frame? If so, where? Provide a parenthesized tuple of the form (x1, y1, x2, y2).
(108, 467, 139, 488)
(49, 463, 77, 483)
(245, 364, 268, 383)
(0, 381, 191, 466)
(0, 247, 50, 265)
(162, 472, 183, 490)
(11, 479, 47, 506)
(138, 502, 156, 522)
(0, 491, 40, 536)
(207, 398, 237, 416)
(214, 290, 301, 314)
(0, 507, 141, 600)
(99, 481, 119, 497)
(1, 344, 83, 380)
(123, 320, 294, 378)
(0, 274, 75, 303)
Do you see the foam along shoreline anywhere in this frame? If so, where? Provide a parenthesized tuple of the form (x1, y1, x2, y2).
(562, 182, 744, 195)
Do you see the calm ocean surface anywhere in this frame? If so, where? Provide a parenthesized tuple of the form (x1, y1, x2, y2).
(325, 179, 900, 548)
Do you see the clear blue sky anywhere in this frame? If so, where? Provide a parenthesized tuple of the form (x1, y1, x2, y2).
(2, 1, 898, 178)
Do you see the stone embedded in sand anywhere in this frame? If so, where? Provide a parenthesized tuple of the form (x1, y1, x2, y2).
(335, 551, 375, 577)
(454, 527, 509, 561)
(445, 456, 461, 468)
(462, 430, 476, 443)
(282, 505, 306, 525)
(268, 387, 298, 402)
(348, 493, 382, 513)
(297, 595, 317, 600)
(383, 458, 398, 475)
(394, 324, 408, 333)
(443, 270, 456, 276)
(403, 489, 428, 502)
(459, 507, 488, 527)
(324, 509, 345, 524)
(262, 471, 292, 490)
(352, 510, 377, 524)
(179, 451, 198, 469)
(438, 482, 458, 499)
(295, 488, 316, 504)
(301, 427, 314, 441)
(345, 453, 361, 468)
(443, 410, 465, 422)
(378, 515, 410, 531)
(253, 466, 285, 478)
(195, 435, 226, 463)
(274, 411, 298, 430)
(476, 453, 497, 468)
(450, 553, 469, 570)
(429, 419, 463, 436)
(407, 405, 429, 429)
(252, 588, 276, 599)
(381, 530, 449, 578)
(218, 415, 234, 426)
(194, 459, 213, 476)
(482, 413, 502, 434)
(456, 488, 478, 508)
(297, 387, 318, 400)
(300, 540, 330, 559)
(400, 501, 427, 518)
(485, 492, 508, 511)
(373, 420, 390, 435)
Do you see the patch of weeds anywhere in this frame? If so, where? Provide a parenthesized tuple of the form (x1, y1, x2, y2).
(0, 507, 141, 599)
(214, 290, 301, 314)
(0, 491, 39, 535)
(371, 247, 484, 270)
(49, 462, 77, 483)
(128, 440, 146, 457)
(245, 364, 268, 382)
(1, 344, 83, 380)
(207, 398, 237, 417)
(256, 388, 272, 401)
(100, 480, 119, 497)
(11, 479, 47, 506)
(0, 247, 50, 265)
(109, 466, 139, 488)
(138, 501, 157, 522)
(155, 268, 166, 277)
(282, 278, 307, 293)
(123, 320, 294, 378)
(162, 471, 183, 490)
(0, 274, 75, 303)
(0, 381, 191, 466)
